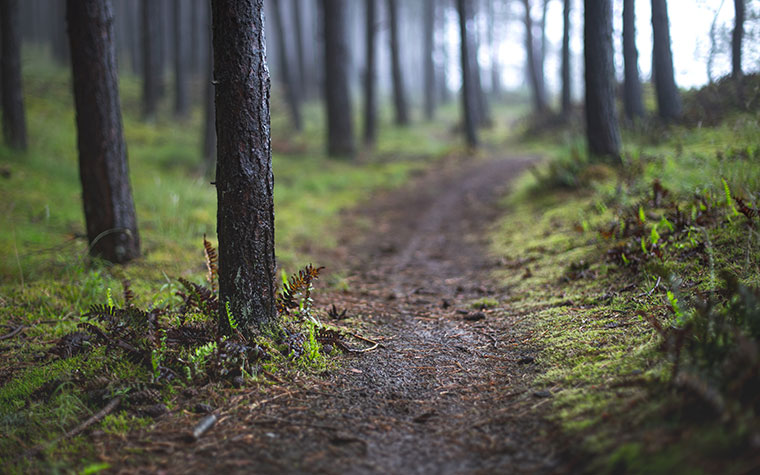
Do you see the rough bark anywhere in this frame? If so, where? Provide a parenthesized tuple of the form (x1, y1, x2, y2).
(733, 0, 744, 79)
(561, 0, 571, 116)
(623, 0, 645, 121)
(211, 0, 277, 333)
(322, 0, 355, 157)
(651, 0, 682, 121)
(271, 0, 302, 131)
(67, 0, 141, 263)
(173, 0, 188, 118)
(363, 0, 377, 145)
(522, 0, 547, 113)
(423, 0, 435, 120)
(141, 0, 162, 120)
(0, 0, 27, 150)
(387, 0, 409, 126)
(584, 0, 621, 162)
(457, 0, 478, 147)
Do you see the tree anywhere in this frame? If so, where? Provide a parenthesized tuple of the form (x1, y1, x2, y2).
(733, 0, 744, 79)
(172, 0, 188, 118)
(387, 0, 409, 126)
(488, 0, 501, 99)
(521, 0, 547, 114)
(66, 0, 141, 264)
(363, 0, 377, 145)
(584, 0, 621, 162)
(466, 0, 490, 126)
(457, 0, 478, 147)
(623, 0, 645, 121)
(651, 0, 682, 121)
(560, 0, 571, 116)
(271, 0, 302, 131)
(322, 0, 355, 157)
(211, 0, 277, 334)
(292, 0, 306, 93)
(0, 0, 27, 150)
(203, 0, 215, 173)
(423, 0, 435, 120)
(141, 0, 162, 120)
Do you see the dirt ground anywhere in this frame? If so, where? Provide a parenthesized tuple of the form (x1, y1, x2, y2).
(100, 155, 575, 474)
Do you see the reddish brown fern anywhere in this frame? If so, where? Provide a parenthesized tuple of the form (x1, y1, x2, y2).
(203, 235, 219, 293)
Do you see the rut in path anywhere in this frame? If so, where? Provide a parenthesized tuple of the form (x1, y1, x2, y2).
(116, 156, 566, 474)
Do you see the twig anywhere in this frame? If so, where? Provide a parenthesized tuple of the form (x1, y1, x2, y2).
(64, 397, 122, 439)
(637, 276, 661, 297)
(0, 325, 26, 340)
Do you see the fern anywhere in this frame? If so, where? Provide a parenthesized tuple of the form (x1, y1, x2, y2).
(203, 235, 219, 292)
(225, 301, 238, 330)
(276, 265, 324, 320)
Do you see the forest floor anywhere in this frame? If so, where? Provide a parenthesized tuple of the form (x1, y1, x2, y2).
(94, 154, 576, 473)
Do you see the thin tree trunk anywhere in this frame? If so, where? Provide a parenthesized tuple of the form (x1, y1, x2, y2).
(623, 0, 644, 121)
(271, 0, 302, 131)
(522, 0, 547, 114)
(141, 0, 161, 120)
(50, 1, 69, 65)
(561, 0, 571, 116)
(67, 0, 140, 264)
(323, 0, 355, 157)
(211, 0, 277, 334)
(584, 0, 621, 162)
(423, 0, 435, 120)
(387, 0, 409, 126)
(173, 0, 188, 118)
(0, 0, 27, 150)
(467, 1, 490, 126)
(436, 3, 450, 104)
(292, 0, 306, 93)
(488, 0, 501, 99)
(189, 0, 199, 75)
(651, 0, 682, 121)
(363, 0, 376, 145)
(457, 0, 478, 147)
(538, 0, 548, 98)
(203, 1, 215, 173)
(732, 0, 744, 80)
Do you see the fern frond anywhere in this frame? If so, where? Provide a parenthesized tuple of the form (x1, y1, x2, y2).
(203, 235, 219, 293)
(178, 277, 219, 315)
(276, 265, 324, 316)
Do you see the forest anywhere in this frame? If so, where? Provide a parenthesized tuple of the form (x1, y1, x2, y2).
(0, 0, 759, 473)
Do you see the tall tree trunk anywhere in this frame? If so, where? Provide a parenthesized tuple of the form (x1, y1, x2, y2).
(363, 0, 376, 145)
(141, 0, 162, 120)
(323, 0, 355, 157)
(292, 0, 306, 93)
(467, 1, 490, 126)
(387, 0, 409, 126)
(457, 0, 478, 147)
(707, 0, 726, 84)
(560, 0, 571, 116)
(67, 0, 140, 264)
(436, 3, 450, 104)
(211, 0, 276, 334)
(0, 0, 27, 150)
(50, 1, 69, 65)
(584, 0, 621, 162)
(651, 0, 681, 121)
(125, 0, 141, 74)
(423, 0, 436, 120)
(623, 0, 644, 121)
(189, 0, 199, 75)
(538, 0, 548, 98)
(173, 0, 188, 118)
(488, 0, 501, 99)
(732, 0, 744, 80)
(522, 0, 547, 114)
(203, 1, 216, 173)
(271, 0, 302, 131)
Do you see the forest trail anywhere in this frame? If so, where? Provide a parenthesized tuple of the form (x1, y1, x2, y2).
(113, 156, 567, 474)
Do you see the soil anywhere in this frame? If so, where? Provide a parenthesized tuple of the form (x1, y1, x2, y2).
(101, 155, 573, 474)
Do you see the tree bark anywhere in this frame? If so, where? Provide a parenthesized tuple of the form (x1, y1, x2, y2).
(173, 0, 188, 118)
(387, 0, 409, 126)
(584, 0, 621, 162)
(423, 0, 435, 120)
(0, 0, 27, 150)
(322, 0, 355, 157)
(211, 0, 277, 334)
(363, 0, 377, 145)
(623, 0, 644, 121)
(651, 0, 681, 121)
(732, 0, 744, 80)
(67, 0, 141, 264)
(457, 0, 478, 147)
(561, 0, 571, 116)
(522, 0, 547, 114)
(141, 0, 162, 120)
(271, 0, 302, 131)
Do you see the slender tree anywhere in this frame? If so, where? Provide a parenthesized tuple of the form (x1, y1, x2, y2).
(67, 0, 140, 263)
(561, 0, 571, 116)
(538, 0, 549, 97)
(172, 0, 188, 118)
(323, 0, 355, 157)
(488, 0, 501, 99)
(467, 0, 491, 126)
(623, 0, 645, 121)
(141, 0, 162, 120)
(0, 0, 27, 150)
(387, 0, 410, 126)
(733, 0, 744, 79)
(211, 0, 277, 333)
(651, 0, 681, 121)
(271, 0, 302, 130)
(521, 0, 547, 114)
(363, 0, 377, 145)
(292, 0, 306, 93)
(457, 0, 478, 147)
(423, 0, 436, 120)
(50, 1, 69, 65)
(584, 0, 621, 162)
(203, 0, 215, 172)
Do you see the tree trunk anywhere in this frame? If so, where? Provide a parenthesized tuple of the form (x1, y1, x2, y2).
(423, 0, 435, 120)
(538, 0, 548, 98)
(436, 3, 450, 104)
(584, 0, 621, 162)
(467, 1, 490, 126)
(522, 0, 547, 114)
(457, 0, 478, 147)
(271, 0, 302, 131)
(0, 0, 27, 150)
(387, 0, 409, 126)
(292, 0, 306, 93)
(651, 0, 681, 121)
(141, 0, 162, 120)
(732, 0, 744, 80)
(211, 0, 277, 334)
(363, 0, 376, 145)
(50, 1, 69, 65)
(203, 1, 216, 173)
(173, 0, 188, 118)
(488, 0, 501, 99)
(322, 0, 355, 157)
(623, 0, 644, 121)
(561, 0, 571, 116)
(67, 0, 141, 264)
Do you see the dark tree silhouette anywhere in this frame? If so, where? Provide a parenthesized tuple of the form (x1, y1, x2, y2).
(423, 0, 435, 120)
(584, 0, 621, 162)
(522, 0, 547, 114)
(387, 0, 409, 126)
(211, 0, 277, 334)
(322, 0, 355, 157)
(363, 0, 377, 145)
(141, 0, 162, 120)
(651, 0, 682, 121)
(623, 0, 645, 121)
(561, 0, 571, 116)
(203, 0, 215, 173)
(67, 0, 140, 263)
(457, 0, 478, 147)
(466, 0, 490, 126)
(172, 0, 188, 118)
(733, 0, 744, 79)
(50, 1, 69, 65)
(292, 0, 306, 92)
(0, 0, 27, 150)
(271, 0, 302, 131)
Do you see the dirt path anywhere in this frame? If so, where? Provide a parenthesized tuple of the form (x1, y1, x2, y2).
(112, 156, 567, 474)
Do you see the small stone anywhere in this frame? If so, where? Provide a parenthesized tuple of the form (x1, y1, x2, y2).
(533, 390, 552, 398)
